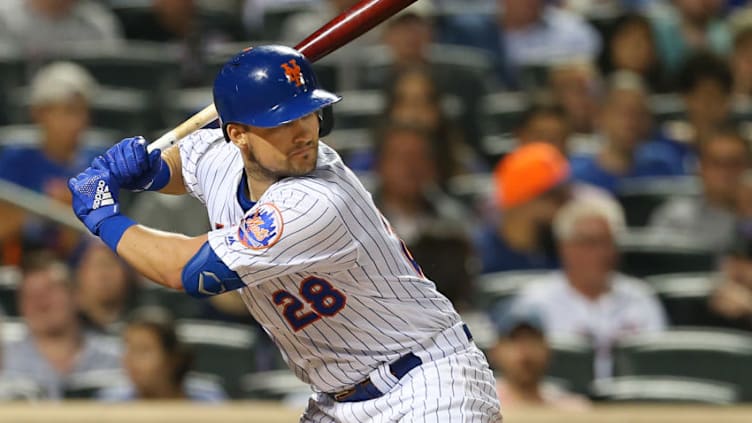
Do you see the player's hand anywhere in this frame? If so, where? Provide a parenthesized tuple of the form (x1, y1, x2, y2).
(68, 158, 122, 235)
(102, 136, 163, 191)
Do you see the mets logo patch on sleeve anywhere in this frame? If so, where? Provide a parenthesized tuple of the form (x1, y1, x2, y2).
(238, 203, 284, 249)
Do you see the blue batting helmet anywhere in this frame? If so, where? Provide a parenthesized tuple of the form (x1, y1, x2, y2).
(213, 45, 341, 139)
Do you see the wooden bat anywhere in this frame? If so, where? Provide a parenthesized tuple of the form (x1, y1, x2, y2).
(147, 0, 418, 153)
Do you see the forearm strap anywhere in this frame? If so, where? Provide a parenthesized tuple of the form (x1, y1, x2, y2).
(98, 215, 137, 251)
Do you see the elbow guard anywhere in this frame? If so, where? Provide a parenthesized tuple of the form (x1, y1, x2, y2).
(181, 241, 245, 298)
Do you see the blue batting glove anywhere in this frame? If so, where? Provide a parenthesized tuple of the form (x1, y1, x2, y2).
(68, 162, 136, 252)
(68, 162, 122, 235)
(102, 136, 163, 191)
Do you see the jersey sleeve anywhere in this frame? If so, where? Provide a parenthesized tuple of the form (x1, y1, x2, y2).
(177, 129, 225, 204)
(206, 187, 359, 285)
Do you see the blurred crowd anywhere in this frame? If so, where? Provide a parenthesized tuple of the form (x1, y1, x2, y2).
(2, 0, 752, 407)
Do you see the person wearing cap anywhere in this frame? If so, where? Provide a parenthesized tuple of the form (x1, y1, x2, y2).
(0, 61, 102, 260)
(475, 142, 572, 274)
(487, 305, 590, 410)
(569, 71, 685, 194)
(513, 198, 667, 379)
(706, 222, 752, 332)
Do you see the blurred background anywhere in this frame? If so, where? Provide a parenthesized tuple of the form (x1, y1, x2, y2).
(2, 0, 752, 418)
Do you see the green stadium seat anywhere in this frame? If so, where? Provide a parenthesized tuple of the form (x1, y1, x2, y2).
(645, 273, 714, 326)
(480, 92, 531, 137)
(474, 270, 549, 310)
(240, 369, 310, 400)
(617, 229, 716, 277)
(591, 376, 738, 404)
(176, 319, 258, 398)
(616, 176, 699, 227)
(547, 335, 595, 396)
(613, 328, 752, 401)
(137, 285, 204, 320)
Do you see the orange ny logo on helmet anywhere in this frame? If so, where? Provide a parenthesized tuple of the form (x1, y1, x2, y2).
(281, 59, 304, 87)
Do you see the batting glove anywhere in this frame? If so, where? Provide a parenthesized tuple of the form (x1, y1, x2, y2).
(102, 136, 167, 191)
(68, 158, 135, 251)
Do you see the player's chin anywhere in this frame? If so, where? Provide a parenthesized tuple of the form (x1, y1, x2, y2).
(287, 153, 317, 175)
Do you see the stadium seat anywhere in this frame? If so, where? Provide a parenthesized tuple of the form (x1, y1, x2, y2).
(480, 91, 531, 137)
(0, 377, 44, 401)
(137, 285, 204, 320)
(0, 266, 20, 316)
(613, 328, 752, 401)
(240, 369, 310, 400)
(617, 229, 716, 277)
(474, 270, 549, 310)
(648, 94, 686, 124)
(0, 46, 24, 125)
(6, 83, 151, 134)
(0, 124, 119, 150)
(616, 176, 700, 227)
(547, 335, 595, 396)
(332, 90, 384, 130)
(176, 319, 258, 398)
(591, 376, 738, 404)
(63, 369, 126, 399)
(645, 273, 715, 326)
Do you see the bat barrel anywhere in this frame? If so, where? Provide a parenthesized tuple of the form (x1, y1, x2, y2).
(296, 0, 418, 62)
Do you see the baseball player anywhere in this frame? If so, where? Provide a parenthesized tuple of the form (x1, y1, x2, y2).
(68, 46, 501, 422)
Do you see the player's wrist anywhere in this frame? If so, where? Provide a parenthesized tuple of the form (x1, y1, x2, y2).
(143, 157, 171, 191)
(97, 214, 137, 252)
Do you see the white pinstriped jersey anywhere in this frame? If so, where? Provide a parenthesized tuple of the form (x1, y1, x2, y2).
(179, 129, 463, 393)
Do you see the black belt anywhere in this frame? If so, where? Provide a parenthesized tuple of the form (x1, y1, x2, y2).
(331, 324, 473, 403)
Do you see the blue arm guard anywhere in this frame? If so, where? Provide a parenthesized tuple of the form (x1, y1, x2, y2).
(181, 241, 245, 298)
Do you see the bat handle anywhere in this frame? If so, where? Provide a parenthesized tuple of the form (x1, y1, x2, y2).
(147, 104, 218, 153)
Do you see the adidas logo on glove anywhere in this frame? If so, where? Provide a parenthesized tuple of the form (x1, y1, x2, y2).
(92, 180, 114, 209)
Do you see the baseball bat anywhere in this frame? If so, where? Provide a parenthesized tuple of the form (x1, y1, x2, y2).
(147, 0, 418, 153)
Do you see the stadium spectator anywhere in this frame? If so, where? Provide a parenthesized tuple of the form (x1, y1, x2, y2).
(649, 0, 731, 72)
(649, 127, 750, 251)
(475, 143, 571, 273)
(0, 251, 121, 399)
(362, 10, 488, 159)
(380, 67, 478, 185)
(514, 198, 667, 378)
(98, 307, 225, 401)
(669, 52, 735, 149)
(548, 61, 602, 135)
(570, 71, 684, 194)
(440, 0, 601, 89)
(487, 305, 590, 410)
(0, 62, 101, 263)
(72, 239, 138, 334)
(706, 224, 752, 331)
(599, 13, 672, 93)
(116, 0, 243, 86)
(0, 0, 122, 55)
(372, 123, 475, 306)
(729, 9, 752, 112)
(515, 105, 572, 154)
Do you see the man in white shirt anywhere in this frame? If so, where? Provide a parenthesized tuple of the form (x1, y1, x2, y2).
(514, 198, 667, 378)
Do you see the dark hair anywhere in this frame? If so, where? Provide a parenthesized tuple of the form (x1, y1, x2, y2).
(126, 307, 193, 386)
(699, 125, 752, 159)
(677, 52, 733, 95)
(373, 120, 436, 164)
(20, 249, 72, 289)
(516, 104, 568, 132)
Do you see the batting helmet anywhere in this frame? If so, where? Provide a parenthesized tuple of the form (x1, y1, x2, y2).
(213, 45, 341, 139)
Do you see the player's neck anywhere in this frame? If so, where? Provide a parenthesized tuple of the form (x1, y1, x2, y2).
(245, 169, 275, 202)
(42, 136, 77, 165)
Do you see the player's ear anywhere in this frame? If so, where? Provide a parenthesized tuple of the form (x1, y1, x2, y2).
(227, 123, 249, 149)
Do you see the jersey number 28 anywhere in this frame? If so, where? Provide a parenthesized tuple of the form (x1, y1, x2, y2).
(272, 277, 346, 331)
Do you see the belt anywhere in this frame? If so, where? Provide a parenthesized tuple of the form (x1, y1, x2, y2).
(331, 324, 473, 403)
